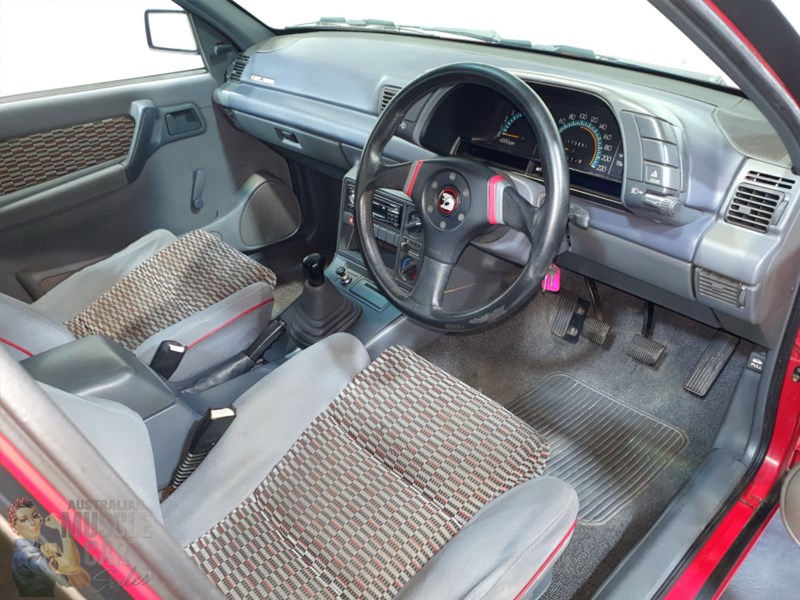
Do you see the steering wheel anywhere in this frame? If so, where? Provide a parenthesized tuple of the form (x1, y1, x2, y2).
(355, 63, 569, 332)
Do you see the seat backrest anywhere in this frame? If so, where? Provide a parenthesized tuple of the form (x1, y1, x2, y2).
(40, 384, 163, 520)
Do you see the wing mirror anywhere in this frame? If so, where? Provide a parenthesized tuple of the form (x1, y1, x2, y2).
(144, 9, 198, 54)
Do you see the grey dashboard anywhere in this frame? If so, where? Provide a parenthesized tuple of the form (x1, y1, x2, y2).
(213, 31, 800, 349)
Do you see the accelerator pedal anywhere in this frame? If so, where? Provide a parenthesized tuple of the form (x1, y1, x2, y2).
(683, 331, 738, 397)
(627, 334, 666, 365)
(551, 290, 590, 343)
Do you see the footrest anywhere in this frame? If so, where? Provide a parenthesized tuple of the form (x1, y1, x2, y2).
(683, 331, 738, 397)
(582, 317, 611, 345)
(551, 291, 589, 343)
(627, 334, 666, 365)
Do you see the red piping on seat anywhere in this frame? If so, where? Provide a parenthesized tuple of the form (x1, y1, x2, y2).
(185, 298, 274, 350)
(0, 337, 33, 357)
(0, 432, 160, 600)
(513, 519, 577, 600)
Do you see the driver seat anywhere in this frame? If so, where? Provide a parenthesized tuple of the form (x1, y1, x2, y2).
(11, 333, 578, 599)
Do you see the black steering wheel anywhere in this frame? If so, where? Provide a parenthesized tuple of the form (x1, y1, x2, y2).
(355, 63, 569, 332)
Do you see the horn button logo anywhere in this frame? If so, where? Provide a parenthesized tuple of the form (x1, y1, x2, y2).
(437, 186, 459, 216)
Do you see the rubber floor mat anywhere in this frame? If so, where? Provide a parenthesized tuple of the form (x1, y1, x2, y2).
(507, 374, 688, 524)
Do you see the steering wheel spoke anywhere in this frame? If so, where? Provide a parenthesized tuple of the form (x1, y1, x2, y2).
(366, 160, 427, 203)
(409, 257, 453, 310)
(490, 180, 540, 235)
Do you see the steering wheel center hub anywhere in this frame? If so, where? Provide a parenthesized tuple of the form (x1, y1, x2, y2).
(423, 170, 471, 230)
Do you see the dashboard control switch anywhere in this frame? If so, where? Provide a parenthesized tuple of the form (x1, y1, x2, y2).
(643, 193, 681, 217)
(641, 139, 680, 167)
(643, 162, 682, 191)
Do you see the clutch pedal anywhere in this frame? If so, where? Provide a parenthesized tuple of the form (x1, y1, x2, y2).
(551, 290, 589, 344)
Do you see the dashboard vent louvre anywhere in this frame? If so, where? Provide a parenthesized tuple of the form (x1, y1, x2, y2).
(698, 270, 745, 308)
(228, 54, 250, 83)
(379, 86, 401, 113)
(218, 106, 238, 127)
(744, 170, 795, 190)
(724, 183, 783, 233)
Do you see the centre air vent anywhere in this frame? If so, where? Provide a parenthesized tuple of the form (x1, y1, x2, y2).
(379, 86, 401, 113)
(228, 54, 250, 83)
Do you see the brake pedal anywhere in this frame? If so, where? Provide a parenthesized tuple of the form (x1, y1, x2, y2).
(582, 317, 611, 345)
(627, 334, 666, 365)
(683, 331, 738, 397)
(551, 290, 589, 344)
(581, 277, 610, 345)
(627, 300, 665, 365)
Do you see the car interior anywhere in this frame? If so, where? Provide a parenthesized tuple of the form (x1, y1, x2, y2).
(1, 1, 800, 599)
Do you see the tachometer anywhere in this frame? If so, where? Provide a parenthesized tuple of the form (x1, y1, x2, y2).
(492, 109, 535, 157)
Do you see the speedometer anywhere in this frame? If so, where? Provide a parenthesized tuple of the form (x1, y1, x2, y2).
(554, 109, 624, 180)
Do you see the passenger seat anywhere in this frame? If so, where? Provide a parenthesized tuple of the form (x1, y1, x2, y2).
(0, 229, 276, 381)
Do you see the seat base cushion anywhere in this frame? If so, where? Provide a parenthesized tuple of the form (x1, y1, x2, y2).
(185, 343, 554, 599)
(64, 229, 276, 351)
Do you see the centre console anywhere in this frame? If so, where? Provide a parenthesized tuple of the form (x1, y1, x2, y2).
(338, 178, 424, 288)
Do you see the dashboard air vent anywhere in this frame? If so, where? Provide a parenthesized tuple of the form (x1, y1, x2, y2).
(698, 269, 745, 308)
(228, 53, 250, 83)
(379, 86, 401, 113)
(744, 170, 795, 190)
(724, 183, 783, 233)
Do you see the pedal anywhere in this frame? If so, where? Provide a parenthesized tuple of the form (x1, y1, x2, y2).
(551, 291, 589, 343)
(627, 333, 666, 365)
(582, 317, 610, 345)
(683, 331, 738, 397)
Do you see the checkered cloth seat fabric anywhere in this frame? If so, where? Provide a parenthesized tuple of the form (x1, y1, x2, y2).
(187, 345, 550, 599)
(64, 229, 276, 350)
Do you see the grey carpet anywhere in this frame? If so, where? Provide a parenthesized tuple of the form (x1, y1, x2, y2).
(419, 270, 750, 600)
(508, 374, 688, 524)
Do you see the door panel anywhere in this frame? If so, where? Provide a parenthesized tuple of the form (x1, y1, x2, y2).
(0, 71, 294, 301)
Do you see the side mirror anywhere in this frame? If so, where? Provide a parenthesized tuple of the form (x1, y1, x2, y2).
(782, 463, 800, 546)
(144, 9, 198, 54)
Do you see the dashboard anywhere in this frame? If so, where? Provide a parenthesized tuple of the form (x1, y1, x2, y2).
(423, 83, 625, 191)
(213, 31, 800, 349)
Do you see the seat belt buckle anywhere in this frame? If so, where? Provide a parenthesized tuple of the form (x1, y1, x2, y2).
(542, 264, 561, 292)
(150, 340, 187, 379)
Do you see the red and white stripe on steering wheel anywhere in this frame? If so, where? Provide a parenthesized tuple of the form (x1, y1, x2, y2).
(487, 174, 509, 225)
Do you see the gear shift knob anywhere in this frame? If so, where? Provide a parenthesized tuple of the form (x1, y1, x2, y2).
(302, 253, 326, 287)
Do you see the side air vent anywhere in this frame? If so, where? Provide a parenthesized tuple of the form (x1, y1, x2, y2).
(744, 170, 796, 190)
(379, 86, 401, 113)
(724, 183, 784, 233)
(218, 106, 238, 128)
(228, 53, 250, 83)
(698, 269, 745, 308)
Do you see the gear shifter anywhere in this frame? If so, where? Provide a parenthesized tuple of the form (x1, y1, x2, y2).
(285, 253, 362, 347)
(302, 253, 327, 287)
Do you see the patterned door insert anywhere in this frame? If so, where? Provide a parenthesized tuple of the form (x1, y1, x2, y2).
(0, 116, 135, 195)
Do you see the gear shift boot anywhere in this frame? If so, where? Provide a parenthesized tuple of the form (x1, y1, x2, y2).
(286, 254, 361, 347)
